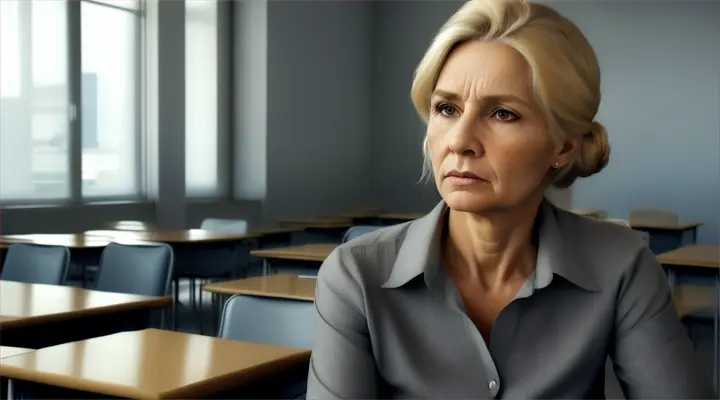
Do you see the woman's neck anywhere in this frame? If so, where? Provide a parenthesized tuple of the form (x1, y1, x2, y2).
(444, 202, 541, 290)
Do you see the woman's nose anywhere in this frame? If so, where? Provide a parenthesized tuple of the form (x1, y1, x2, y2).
(447, 119, 483, 157)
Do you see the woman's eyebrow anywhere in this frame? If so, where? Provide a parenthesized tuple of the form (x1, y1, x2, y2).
(432, 89, 529, 107)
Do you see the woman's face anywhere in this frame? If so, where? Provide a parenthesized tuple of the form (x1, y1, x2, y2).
(427, 40, 574, 214)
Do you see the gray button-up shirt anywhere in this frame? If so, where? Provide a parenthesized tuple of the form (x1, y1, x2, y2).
(307, 200, 714, 399)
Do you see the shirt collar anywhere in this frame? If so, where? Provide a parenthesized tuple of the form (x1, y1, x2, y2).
(381, 198, 600, 292)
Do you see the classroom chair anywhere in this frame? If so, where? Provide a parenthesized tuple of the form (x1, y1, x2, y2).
(219, 295, 315, 348)
(629, 209, 678, 226)
(186, 218, 251, 311)
(219, 295, 314, 399)
(342, 225, 383, 243)
(0, 243, 70, 285)
(201, 218, 248, 234)
(106, 220, 154, 231)
(95, 242, 174, 297)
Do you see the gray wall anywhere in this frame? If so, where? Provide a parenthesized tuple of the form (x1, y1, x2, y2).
(264, 0, 373, 223)
(557, 0, 720, 244)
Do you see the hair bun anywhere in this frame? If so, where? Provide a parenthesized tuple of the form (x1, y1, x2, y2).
(575, 121, 610, 177)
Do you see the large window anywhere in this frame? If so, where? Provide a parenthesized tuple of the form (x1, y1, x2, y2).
(185, 0, 219, 197)
(81, 0, 141, 198)
(0, 0, 71, 201)
(0, 0, 143, 203)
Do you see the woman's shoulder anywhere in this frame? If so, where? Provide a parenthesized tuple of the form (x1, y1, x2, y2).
(550, 205, 653, 287)
(317, 223, 412, 289)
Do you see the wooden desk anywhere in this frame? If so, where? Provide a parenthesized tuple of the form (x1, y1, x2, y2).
(0, 347, 33, 359)
(251, 244, 336, 276)
(631, 222, 704, 231)
(85, 229, 258, 244)
(0, 329, 311, 399)
(1, 233, 158, 248)
(252, 227, 304, 236)
(203, 274, 316, 301)
(657, 245, 719, 269)
(251, 243, 336, 263)
(0, 281, 171, 348)
(631, 222, 703, 254)
(378, 212, 425, 222)
(0, 233, 150, 249)
(279, 217, 352, 229)
(657, 244, 719, 387)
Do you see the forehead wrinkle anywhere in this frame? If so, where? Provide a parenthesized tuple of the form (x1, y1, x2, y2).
(438, 41, 534, 105)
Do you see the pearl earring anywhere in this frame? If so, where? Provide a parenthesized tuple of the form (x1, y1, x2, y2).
(554, 161, 561, 168)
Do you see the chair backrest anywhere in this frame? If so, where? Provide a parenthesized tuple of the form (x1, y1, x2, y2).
(201, 218, 248, 234)
(107, 220, 153, 231)
(95, 242, 173, 296)
(629, 209, 678, 226)
(342, 225, 382, 244)
(219, 295, 315, 349)
(1, 243, 70, 285)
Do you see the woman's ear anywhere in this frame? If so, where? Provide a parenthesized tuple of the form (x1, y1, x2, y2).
(554, 137, 579, 167)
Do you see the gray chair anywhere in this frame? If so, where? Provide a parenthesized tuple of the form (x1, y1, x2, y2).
(219, 295, 315, 349)
(1, 243, 70, 285)
(218, 295, 314, 398)
(342, 225, 382, 244)
(95, 242, 173, 297)
(201, 218, 248, 234)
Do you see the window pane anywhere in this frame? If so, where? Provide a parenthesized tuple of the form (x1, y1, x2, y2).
(81, 2, 139, 197)
(185, 0, 219, 197)
(0, 0, 71, 201)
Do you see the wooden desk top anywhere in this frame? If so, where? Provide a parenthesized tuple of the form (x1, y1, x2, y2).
(657, 245, 719, 269)
(0, 346, 34, 359)
(333, 209, 382, 219)
(85, 229, 258, 243)
(251, 243, 336, 262)
(203, 274, 316, 301)
(0, 329, 311, 399)
(0, 281, 171, 330)
(279, 217, 352, 229)
(631, 222, 704, 231)
(251, 227, 304, 236)
(0, 233, 151, 249)
(377, 212, 425, 221)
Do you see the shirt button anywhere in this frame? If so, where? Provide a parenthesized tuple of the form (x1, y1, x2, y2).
(489, 380, 497, 390)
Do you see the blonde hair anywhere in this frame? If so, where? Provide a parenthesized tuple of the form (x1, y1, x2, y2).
(412, 0, 609, 188)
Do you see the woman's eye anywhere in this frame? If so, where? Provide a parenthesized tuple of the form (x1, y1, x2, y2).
(492, 109, 518, 121)
(434, 103, 458, 117)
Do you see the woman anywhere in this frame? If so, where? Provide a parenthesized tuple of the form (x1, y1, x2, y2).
(307, 0, 713, 398)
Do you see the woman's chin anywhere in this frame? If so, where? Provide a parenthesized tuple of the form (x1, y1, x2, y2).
(442, 190, 496, 214)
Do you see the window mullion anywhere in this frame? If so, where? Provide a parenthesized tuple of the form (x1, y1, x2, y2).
(67, 0, 83, 204)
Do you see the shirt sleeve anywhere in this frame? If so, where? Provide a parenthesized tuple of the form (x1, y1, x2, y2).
(611, 247, 716, 398)
(306, 248, 381, 400)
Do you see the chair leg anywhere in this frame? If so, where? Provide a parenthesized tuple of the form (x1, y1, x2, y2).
(198, 283, 205, 334)
(190, 279, 196, 309)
